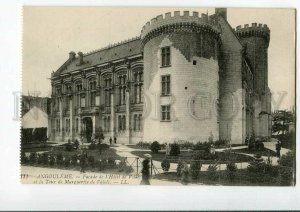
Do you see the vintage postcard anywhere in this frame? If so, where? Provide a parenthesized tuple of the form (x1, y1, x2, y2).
(21, 7, 296, 186)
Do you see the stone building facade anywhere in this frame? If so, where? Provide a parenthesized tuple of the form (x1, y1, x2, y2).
(49, 8, 272, 144)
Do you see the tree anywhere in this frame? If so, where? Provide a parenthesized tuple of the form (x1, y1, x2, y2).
(272, 110, 294, 136)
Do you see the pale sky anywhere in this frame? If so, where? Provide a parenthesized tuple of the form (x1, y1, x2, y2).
(23, 7, 295, 110)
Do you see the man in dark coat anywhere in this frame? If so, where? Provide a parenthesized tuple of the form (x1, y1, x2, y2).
(276, 141, 282, 158)
(80, 150, 88, 173)
(114, 137, 117, 144)
(140, 159, 150, 185)
(109, 137, 112, 145)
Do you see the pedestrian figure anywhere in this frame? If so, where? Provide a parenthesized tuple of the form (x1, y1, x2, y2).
(210, 144, 216, 155)
(80, 149, 88, 173)
(181, 162, 189, 185)
(140, 158, 150, 185)
(166, 143, 171, 156)
(109, 137, 112, 145)
(245, 136, 249, 145)
(114, 137, 117, 144)
(276, 141, 281, 158)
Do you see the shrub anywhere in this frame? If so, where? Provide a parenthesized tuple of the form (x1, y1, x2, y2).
(278, 151, 295, 168)
(190, 161, 202, 180)
(42, 153, 49, 165)
(118, 158, 133, 173)
(214, 139, 227, 147)
(277, 151, 295, 186)
(88, 156, 95, 168)
(161, 158, 170, 172)
(136, 141, 150, 149)
(29, 152, 37, 164)
(64, 157, 71, 168)
(56, 153, 64, 166)
(256, 142, 264, 151)
(247, 160, 266, 173)
(98, 143, 109, 153)
(97, 160, 108, 171)
(193, 142, 210, 153)
(66, 143, 73, 151)
(190, 152, 202, 180)
(278, 166, 294, 186)
(150, 141, 161, 153)
(177, 160, 184, 177)
(74, 140, 80, 150)
(89, 141, 97, 150)
(49, 154, 55, 166)
(21, 151, 29, 164)
(71, 154, 78, 166)
(170, 143, 180, 156)
(107, 157, 116, 168)
(37, 154, 43, 164)
(248, 137, 265, 151)
(226, 162, 237, 182)
(207, 164, 218, 181)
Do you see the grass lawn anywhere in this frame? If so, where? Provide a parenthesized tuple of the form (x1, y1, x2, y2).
(49, 148, 123, 161)
(126, 144, 149, 150)
(22, 142, 58, 153)
(232, 147, 276, 157)
(131, 150, 253, 164)
(153, 170, 281, 186)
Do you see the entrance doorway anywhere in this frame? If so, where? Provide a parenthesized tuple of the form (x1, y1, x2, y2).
(83, 117, 93, 143)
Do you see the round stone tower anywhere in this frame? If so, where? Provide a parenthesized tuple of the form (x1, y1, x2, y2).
(235, 23, 270, 97)
(235, 23, 271, 137)
(141, 11, 221, 143)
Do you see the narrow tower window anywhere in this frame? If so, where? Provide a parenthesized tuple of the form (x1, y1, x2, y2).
(161, 75, 171, 96)
(161, 47, 171, 67)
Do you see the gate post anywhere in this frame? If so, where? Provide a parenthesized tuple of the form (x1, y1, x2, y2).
(136, 157, 139, 175)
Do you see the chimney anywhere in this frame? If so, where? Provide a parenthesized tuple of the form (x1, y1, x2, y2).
(215, 8, 227, 20)
(69, 51, 76, 60)
(78, 52, 84, 64)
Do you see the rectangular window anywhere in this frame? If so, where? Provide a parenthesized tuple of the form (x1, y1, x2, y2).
(90, 92, 96, 106)
(65, 119, 70, 134)
(161, 75, 171, 96)
(105, 90, 110, 106)
(56, 119, 60, 132)
(161, 47, 171, 67)
(161, 105, 171, 121)
(76, 118, 79, 132)
(123, 115, 126, 131)
(104, 117, 107, 132)
(138, 114, 142, 131)
(133, 115, 137, 131)
(81, 96, 86, 107)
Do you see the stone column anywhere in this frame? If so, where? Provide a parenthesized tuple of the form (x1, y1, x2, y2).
(125, 91, 131, 144)
(93, 115, 96, 137)
(59, 98, 63, 137)
(78, 117, 82, 139)
(69, 97, 73, 140)
(110, 91, 115, 139)
(126, 61, 131, 144)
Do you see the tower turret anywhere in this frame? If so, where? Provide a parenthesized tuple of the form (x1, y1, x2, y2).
(234, 23, 270, 96)
(140, 11, 221, 143)
(235, 23, 271, 137)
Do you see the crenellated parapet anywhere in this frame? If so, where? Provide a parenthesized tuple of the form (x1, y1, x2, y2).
(141, 11, 221, 45)
(234, 23, 270, 43)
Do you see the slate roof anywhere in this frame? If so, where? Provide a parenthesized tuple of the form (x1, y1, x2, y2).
(53, 37, 142, 77)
